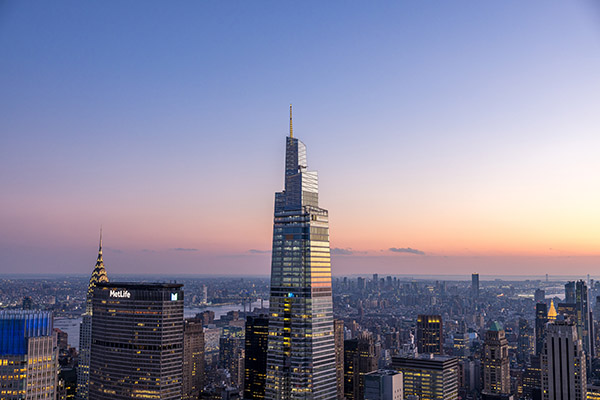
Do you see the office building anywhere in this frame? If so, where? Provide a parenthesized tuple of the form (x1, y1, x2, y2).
(482, 322, 510, 395)
(417, 315, 443, 355)
(535, 303, 548, 355)
(220, 336, 245, 388)
(334, 319, 345, 400)
(523, 355, 541, 400)
(183, 317, 205, 400)
(0, 310, 58, 400)
(89, 282, 184, 400)
(518, 318, 534, 364)
(541, 320, 586, 400)
(77, 230, 109, 400)
(244, 316, 269, 400)
(392, 354, 459, 400)
(364, 370, 403, 400)
(535, 289, 546, 304)
(472, 273, 480, 299)
(344, 332, 379, 400)
(265, 109, 337, 400)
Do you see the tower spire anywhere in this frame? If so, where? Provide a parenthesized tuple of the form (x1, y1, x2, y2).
(98, 226, 103, 255)
(289, 104, 293, 138)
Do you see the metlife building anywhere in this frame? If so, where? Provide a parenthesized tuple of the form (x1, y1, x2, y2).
(89, 282, 184, 400)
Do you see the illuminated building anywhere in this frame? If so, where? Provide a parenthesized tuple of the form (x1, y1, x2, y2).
(541, 320, 586, 400)
(77, 230, 108, 400)
(392, 354, 458, 400)
(183, 317, 204, 400)
(0, 310, 58, 400)
(547, 300, 557, 321)
(334, 320, 345, 400)
(364, 370, 403, 400)
(244, 316, 269, 400)
(517, 318, 534, 364)
(265, 107, 337, 400)
(482, 322, 510, 395)
(417, 315, 443, 355)
(344, 332, 379, 400)
(522, 355, 541, 400)
(89, 282, 184, 400)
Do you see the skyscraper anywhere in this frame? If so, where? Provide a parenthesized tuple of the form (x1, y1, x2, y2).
(482, 322, 510, 396)
(416, 315, 443, 355)
(364, 370, 403, 400)
(472, 273, 480, 299)
(535, 303, 548, 356)
(183, 317, 205, 400)
(541, 320, 586, 400)
(77, 230, 108, 400)
(244, 315, 269, 400)
(344, 332, 379, 400)
(0, 310, 58, 400)
(334, 320, 345, 400)
(265, 108, 337, 400)
(89, 282, 184, 400)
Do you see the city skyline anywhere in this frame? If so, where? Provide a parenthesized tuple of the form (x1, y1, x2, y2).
(2, 1, 600, 276)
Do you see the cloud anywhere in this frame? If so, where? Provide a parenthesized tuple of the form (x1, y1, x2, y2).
(389, 247, 426, 256)
(141, 249, 156, 253)
(248, 249, 270, 254)
(170, 248, 198, 252)
(105, 247, 123, 254)
(331, 247, 354, 255)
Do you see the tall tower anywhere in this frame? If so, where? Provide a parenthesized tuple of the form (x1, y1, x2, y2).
(265, 108, 337, 400)
(244, 315, 270, 400)
(482, 322, 510, 395)
(471, 273, 480, 299)
(77, 230, 108, 400)
(535, 303, 548, 356)
(541, 320, 587, 400)
(416, 315, 443, 355)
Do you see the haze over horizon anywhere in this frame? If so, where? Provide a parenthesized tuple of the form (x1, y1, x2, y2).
(2, 1, 600, 276)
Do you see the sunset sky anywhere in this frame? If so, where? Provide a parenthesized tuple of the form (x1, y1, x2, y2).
(2, 1, 600, 276)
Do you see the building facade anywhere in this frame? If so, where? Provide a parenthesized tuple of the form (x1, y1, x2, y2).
(472, 273, 480, 299)
(364, 370, 403, 400)
(89, 282, 184, 400)
(344, 332, 379, 400)
(77, 231, 108, 400)
(244, 316, 269, 400)
(482, 322, 510, 395)
(265, 114, 337, 400)
(417, 315, 443, 355)
(392, 355, 459, 400)
(541, 320, 586, 400)
(334, 320, 345, 400)
(183, 317, 205, 400)
(0, 310, 58, 400)
(535, 303, 548, 356)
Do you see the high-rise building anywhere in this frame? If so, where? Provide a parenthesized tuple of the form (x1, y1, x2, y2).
(364, 370, 403, 400)
(482, 322, 510, 395)
(344, 332, 379, 400)
(89, 282, 184, 400)
(417, 315, 443, 355)
(77, 230, 108, 400)
(392, 354, 459, 400)
(183, 317, 205, 400)
(522, 355, 541, 400)
(0, 310, 58, 400)
(265, 110, 337, 400)
(472, 273, 480, 299)
(220, 336, 245, 388)
(535, 303, 548, 356)
(541, 320, 586, 400)
(244, 316, 269, 400)
(565, 281, 576, 304)
(517, 318, 534, 364)
(534, 289, 545, 304)
(334, 320, 345, 400)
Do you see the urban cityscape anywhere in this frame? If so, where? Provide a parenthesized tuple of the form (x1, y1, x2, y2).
(2, 2, 600, 400)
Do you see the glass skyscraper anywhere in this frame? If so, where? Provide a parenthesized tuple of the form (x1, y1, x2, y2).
(266, 114, 337, 400)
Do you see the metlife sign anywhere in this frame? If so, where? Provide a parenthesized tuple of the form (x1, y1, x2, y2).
(109, 289, 131, 299)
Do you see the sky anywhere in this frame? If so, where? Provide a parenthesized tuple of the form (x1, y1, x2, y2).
(1, 1, 600, 277)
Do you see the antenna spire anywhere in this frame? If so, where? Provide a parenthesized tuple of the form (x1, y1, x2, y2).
(289, 104, 293, 138)
(98, 226, 103, 255)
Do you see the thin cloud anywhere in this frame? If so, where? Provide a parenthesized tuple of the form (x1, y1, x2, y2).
(331, 247, 367, 255)
(170, 248, 198, 252)
(389, 247, 426, 256)
(248, 249, 271, 254)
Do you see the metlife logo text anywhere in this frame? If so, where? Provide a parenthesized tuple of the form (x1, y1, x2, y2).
(109, 289, 131, 299)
